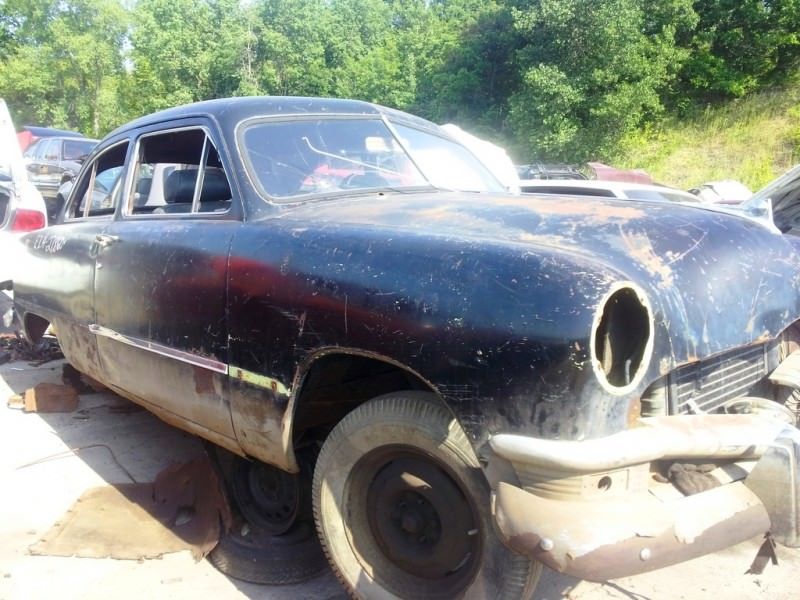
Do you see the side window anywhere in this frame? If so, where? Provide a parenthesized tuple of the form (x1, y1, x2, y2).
(23, 140, 41, 160)
(128, 128, 232, 216)
(68, 142, 128, 219)
(63, 139, 95, 163)
(41, 139, 60, 161)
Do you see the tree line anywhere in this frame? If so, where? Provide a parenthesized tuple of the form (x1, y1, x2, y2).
(1, 0, 799, 163)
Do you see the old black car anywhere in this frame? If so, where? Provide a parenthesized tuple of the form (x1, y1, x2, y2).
(11, 97, 800, 598)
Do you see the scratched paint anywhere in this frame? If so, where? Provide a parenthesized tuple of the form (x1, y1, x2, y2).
(11, 96, 800, 465)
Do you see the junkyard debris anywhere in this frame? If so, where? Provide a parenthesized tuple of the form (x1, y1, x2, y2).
(0, 333, 63, 365)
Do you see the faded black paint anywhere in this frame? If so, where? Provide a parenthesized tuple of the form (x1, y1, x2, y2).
(12, 97, 800, 466)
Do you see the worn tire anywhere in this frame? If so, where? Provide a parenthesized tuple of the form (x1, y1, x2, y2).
(312, 391, 542, 599)
(208, 518, 329, 585)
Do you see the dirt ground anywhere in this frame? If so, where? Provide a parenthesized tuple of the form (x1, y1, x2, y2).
(0, 355, 798, 600)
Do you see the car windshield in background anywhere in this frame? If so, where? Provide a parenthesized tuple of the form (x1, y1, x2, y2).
(240, 117, 503, 201)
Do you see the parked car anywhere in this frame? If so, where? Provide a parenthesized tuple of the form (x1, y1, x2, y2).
(516, 162, 588, 180)
(11, 97, 800, 599)
(0, 100, 47, 290)
(520, 178, 703, 204)
(689, 180, 752, 205)
(23, 135, 98, 219)
(734, 164, 800, 236)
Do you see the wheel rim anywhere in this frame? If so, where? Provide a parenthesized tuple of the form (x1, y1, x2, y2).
(232, 460, 300, 535)
(349, 447, 482, 596)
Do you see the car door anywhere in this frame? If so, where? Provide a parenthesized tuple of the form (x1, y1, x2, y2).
(19, 141, 129, 380)
(92, 123, 239, 443)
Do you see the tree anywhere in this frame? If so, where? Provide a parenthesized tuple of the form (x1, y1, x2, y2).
(679, 0, 800, 99)
(0, 0, 127, 136)
(416, 1, 522, 139)
(508, 0, 696, 162)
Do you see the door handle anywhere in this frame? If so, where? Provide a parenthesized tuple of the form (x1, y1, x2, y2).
(95, 234, 119, 248)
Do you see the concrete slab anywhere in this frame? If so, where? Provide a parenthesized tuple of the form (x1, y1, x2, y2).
(0, 359, 798, 599)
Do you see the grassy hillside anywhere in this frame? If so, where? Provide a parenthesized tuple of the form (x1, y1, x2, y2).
(616, 84, 800, 192)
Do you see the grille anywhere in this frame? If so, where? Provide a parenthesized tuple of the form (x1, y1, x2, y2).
(673, 344, 769, 414)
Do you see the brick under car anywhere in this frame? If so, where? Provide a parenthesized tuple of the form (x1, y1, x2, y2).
(10, 96, 800, 598)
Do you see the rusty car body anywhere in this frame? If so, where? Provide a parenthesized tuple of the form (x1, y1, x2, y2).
(10, 97, 800, 598)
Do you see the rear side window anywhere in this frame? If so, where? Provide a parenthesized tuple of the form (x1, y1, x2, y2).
(63, 139, 95, 162)
(127, 128, 232, 216)
(68, 142, 128, 219)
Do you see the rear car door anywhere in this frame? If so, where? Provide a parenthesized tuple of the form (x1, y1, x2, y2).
(17, 141, 128, 379)
(92, 123, 239, 442)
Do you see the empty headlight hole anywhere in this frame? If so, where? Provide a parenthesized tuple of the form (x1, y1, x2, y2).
(597, 476, 612, 491)
(593, 286, 651, 388)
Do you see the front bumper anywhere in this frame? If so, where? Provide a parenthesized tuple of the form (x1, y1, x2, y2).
(490, 415, 800, 581)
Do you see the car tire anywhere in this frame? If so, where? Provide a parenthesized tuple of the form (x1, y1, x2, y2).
(312, 391, 542, 599)
(208, 518, 329, 585)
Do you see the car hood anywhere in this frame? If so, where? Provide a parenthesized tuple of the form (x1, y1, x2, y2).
(272, 191, 800, 366)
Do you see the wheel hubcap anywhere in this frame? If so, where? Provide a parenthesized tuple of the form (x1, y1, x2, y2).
(365, 454, 480, 581)
(232, 460, 300, 534)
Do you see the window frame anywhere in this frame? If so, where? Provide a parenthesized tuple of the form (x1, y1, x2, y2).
(121, 124, 234, 219)
(65, 140, 130, 222)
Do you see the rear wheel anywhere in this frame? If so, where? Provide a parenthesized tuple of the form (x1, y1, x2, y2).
(208, 518, 329, 585)
(312, 391, 541, 599)
(206, 444, 328, 585)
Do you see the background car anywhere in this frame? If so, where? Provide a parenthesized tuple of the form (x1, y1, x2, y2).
(0, 100, 47, 289)
(689, 180, 753, 205)
(23, 135, 98, 220)
(519, 178, 702, 203)
(516, 162, 587, 180)
(736, 164, 800, 234)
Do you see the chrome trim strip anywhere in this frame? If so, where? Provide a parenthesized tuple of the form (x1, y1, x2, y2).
(88, 323, 227, 374)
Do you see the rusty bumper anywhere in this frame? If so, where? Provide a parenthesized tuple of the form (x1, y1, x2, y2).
(490, 415, 800, 581)
(493, 481, 769, 581)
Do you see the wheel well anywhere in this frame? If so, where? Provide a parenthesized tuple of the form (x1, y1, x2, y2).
(23, 313, 50, 343)
(290, 354, 438, 447)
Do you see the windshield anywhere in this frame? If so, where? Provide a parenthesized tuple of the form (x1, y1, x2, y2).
(240, 117, 503, 201)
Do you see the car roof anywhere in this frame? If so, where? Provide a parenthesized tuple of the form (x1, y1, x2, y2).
(106, 96, 441, 140)
(29, 136, 98, 143)
(21, 126, 86, 138)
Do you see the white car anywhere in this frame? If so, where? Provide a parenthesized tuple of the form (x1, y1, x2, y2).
(519, 178, 702, 204)
(1, 99, 48, 290)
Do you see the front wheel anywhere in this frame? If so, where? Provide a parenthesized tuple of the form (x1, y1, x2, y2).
(312, 391, 541, 599)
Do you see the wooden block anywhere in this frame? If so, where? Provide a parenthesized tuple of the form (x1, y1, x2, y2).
(23, 383, 79, 413)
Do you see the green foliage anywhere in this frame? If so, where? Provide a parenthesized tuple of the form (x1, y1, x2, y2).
(0, 0, 127, 136)
(1, 0, 799, 167)
(616, 85, 800, 190)
(679, 1, 800, 100)
(507, 0, 696, 162)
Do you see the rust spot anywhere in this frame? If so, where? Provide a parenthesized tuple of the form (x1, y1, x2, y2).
(621, 230, 673, 286)
(194, 367, 214, 395)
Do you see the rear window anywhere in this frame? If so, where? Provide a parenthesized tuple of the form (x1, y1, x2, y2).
(63, 139, 96, 162)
